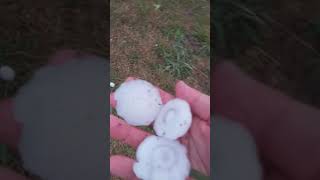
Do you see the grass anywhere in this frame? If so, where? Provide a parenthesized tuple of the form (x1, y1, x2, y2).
(156, 42, 192, 80)
(111, 0, 209, 179)
(156, 25, 193, 79)
(192, 23, 210, 57)
(137, 0, 151, 16)
(110, 139, 135, 158)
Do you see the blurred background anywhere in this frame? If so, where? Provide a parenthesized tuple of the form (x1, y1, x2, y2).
(213, 0, 320, 107)
(0, 0, 108, 178)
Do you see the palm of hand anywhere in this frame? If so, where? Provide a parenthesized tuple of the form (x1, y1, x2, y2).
(180, 116, 210, 176)
(110, 78, 210, 179)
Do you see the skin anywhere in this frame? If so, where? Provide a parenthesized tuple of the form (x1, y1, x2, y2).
(110, 78, 211, 179)
(213, 62, 320, 180)
(1, 52, 320, 180)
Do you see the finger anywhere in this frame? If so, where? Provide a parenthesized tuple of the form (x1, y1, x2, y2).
(188, 117, 210, 174)
(110, 155, 138, 180)
(175, 81, 210, 121)
(0, 167, 29, 180)
(212, 61, 320, 179)
(0, 99, 21, 150)
(110, 115, 151, 149)
(110, 93, 116, 108)
(110, 77, 174, 108)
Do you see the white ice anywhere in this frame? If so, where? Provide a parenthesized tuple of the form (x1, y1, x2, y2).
(133, 135, 190, 180)
(13, 57, 108, 180)
(114, 79, 162, 126)
(213, 116, 262, 180)
(154, 98, 192, 140)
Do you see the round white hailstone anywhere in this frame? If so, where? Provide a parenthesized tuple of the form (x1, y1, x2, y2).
(0, 65, 15, 81)
(13, 58, 108, 180)
(154, 98, 192, 140)
(133, 135, 190, 180)
(110, 82, 115, 88)
(213, 116, 262, 180)
(114, 79, 162, 126)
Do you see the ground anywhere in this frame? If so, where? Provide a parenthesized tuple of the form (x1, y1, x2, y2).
(110, 0, 210, 179)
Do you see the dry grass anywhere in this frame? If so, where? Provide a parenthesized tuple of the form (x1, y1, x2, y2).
(110, 0, 209, 179)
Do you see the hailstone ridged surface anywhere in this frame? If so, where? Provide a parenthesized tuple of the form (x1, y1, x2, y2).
(154, 98, 192, 140)
(133, 135, 190, 180)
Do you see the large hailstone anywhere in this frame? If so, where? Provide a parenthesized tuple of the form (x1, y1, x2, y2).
(154, 98, 192, 140)
(133, 135, 190, 180)
(213, 116, 262, 180)
(114, 79, 162, 126)
(13, 58, 108, 180)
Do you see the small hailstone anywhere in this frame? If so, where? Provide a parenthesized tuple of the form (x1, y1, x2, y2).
(0, 65, 15, 81)
(110, 82, 115, 88)
(154, 98, 192, 140)
(114, 79, 163, 126)
(133, 135, 190, 180)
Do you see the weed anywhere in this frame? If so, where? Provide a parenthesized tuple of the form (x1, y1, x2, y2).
(156, 41, 192, 79)
(128, 52, 140, 65)
(158, 25, 211, 79)
(161, 25, 185, 40)
(192, 24, 210, 57)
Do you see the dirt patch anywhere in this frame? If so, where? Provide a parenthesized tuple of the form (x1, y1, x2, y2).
(111, 0, 209, 93)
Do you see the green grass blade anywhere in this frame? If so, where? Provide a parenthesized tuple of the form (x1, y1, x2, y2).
(190, 169, 210, 180)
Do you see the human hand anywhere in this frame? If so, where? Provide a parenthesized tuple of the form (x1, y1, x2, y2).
(0, 99, 27, 180)
(110, 78, 210, 179)
(213, 62, 320, 180)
